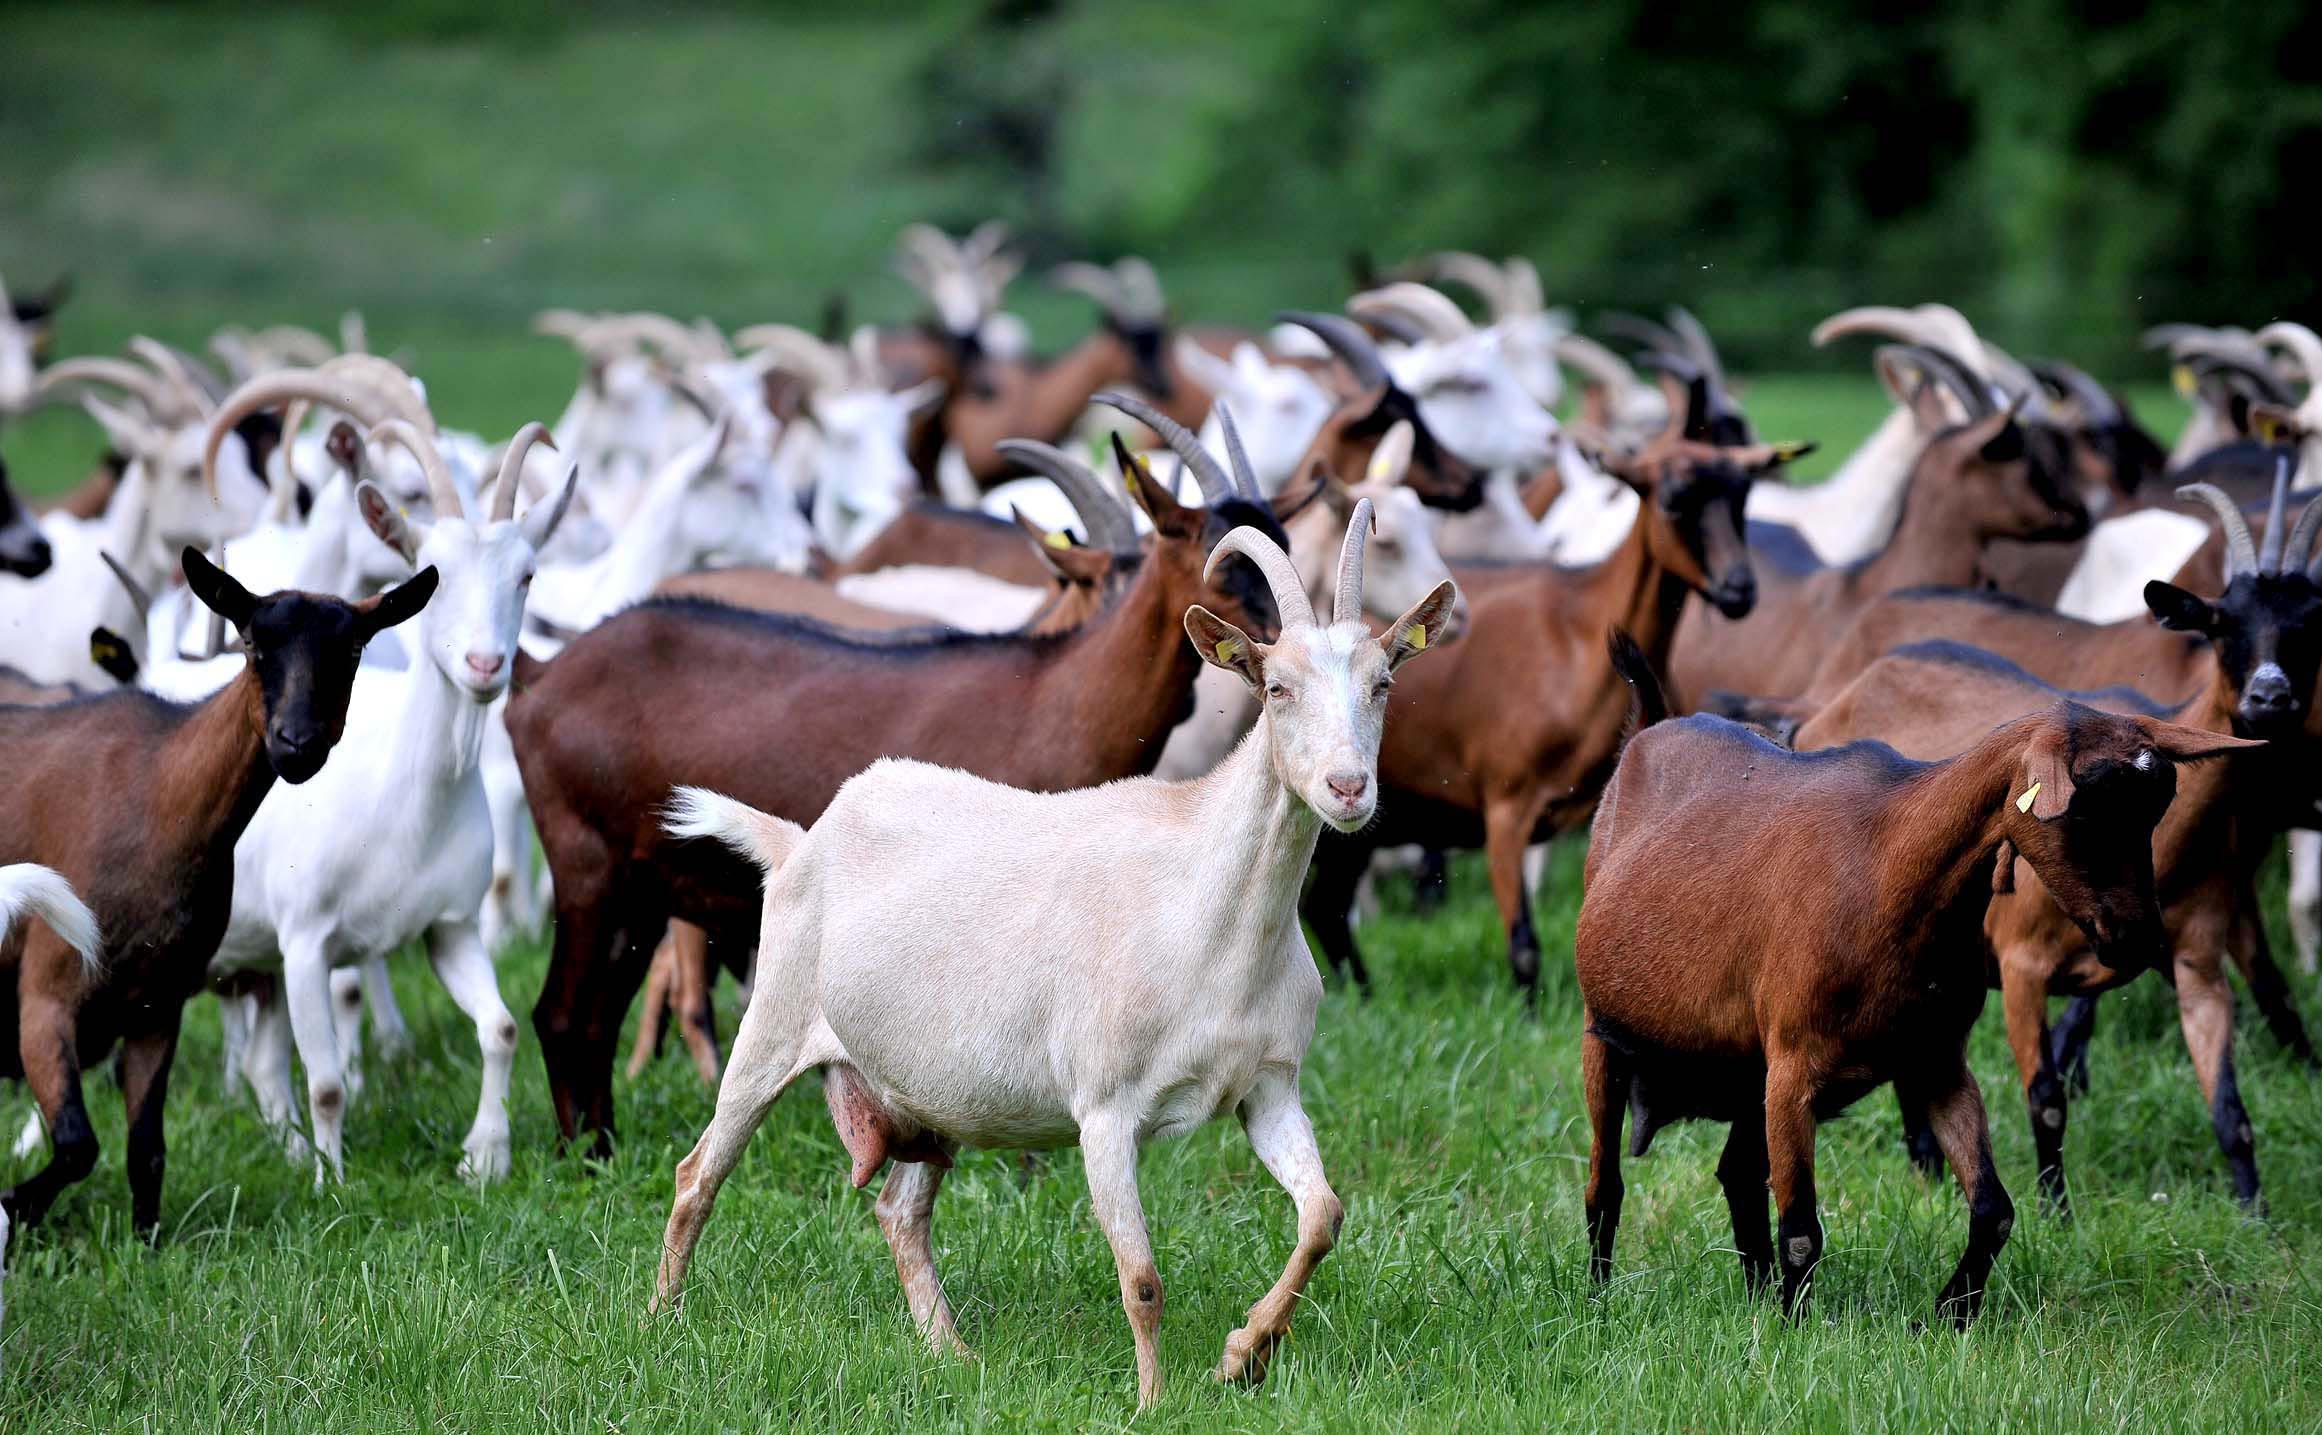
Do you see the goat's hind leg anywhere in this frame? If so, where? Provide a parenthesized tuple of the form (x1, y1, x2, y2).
(1217, 1069, 1343, 1388)
(1580, 1020, 1631, 1283)
(650, 995, 830, 1316)
(1079, 1113, 1165, 1408)
(874, 1155, 971, 1356)
(1896, 1055, 2013, 1328)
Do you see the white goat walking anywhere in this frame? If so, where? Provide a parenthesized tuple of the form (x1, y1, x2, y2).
(208, 416, 574, 1183)
(647, 503, 1456, 1409)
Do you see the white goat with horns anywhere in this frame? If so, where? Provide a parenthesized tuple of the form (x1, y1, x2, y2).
(648, 499, 1458, 1409)
(207, 409, 575, 1184)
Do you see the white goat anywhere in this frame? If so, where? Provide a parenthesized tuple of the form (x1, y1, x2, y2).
(1406, 250, 1572, 410)
(1349, 284, 1561, 474)
(737, 324, 941, 561)
(208, 420, 574, 1184)
(647, 500, 1456, 1408)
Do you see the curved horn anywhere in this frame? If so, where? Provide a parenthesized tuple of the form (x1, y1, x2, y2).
(365, 418, 465, 520)
(1416, 252, 1517, 318)
(1812, 304, 1991, 381)
(2258, 322, 2322, 422)
(1877, 344, 1994, 422)
(1275, 311, 1390, 391)
(1348, 283, 1474, 343)
(99, 551, 153, 620)
(1091, 389, 1235, 507)
(1666, 307, 1726, 394)
(2177, 482, 2259, 581)
(32, 356, 179, 418)
(1600, 311, 1685, 357)
(126, 337, 210, 420)
(250, 325, 337, 367)
(492, 421, 557, 523)
(1051, 261, 1125, 314)
(1212, 402, 1260, 500)
(200, 371, 395, 498)
(1205, 527, 1314, 631)
(2289, 476, 2322, 580)
(2031, 361, 2121, 427)
(995, 438, 1138, 553)
(1551, 333, 1640, 400)
(534, 308, 599, 341)
(315, 354, 436, 430)
(735, 323, 852, 391)
(2258, 451, 2292, 573)
(1333, 496, 1376, 625)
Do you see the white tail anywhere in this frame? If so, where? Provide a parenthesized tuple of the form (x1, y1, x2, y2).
(0, 864, 101, 973)
(663, 787, 805, 873)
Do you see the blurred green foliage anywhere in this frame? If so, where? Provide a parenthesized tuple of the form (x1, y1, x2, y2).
(1, 0, 2315, 372)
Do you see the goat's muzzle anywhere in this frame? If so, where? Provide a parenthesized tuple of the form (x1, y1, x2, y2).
(0, 528, 53, 579)
(2236, 663, 2299, 733)
(267, 725, 332, 784)
(1709, 571, 1757, 620)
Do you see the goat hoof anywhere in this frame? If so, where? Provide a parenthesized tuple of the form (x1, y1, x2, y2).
(458, 1136, 512, 1185)
(1214, 1325, 1280, 1386)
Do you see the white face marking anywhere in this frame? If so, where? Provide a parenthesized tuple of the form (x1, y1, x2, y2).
(2134, 749, 2155, 771)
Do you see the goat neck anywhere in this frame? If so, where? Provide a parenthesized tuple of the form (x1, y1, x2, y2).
(149, 666, 283, 876)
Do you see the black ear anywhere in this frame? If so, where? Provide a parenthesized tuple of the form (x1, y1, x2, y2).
(359, 565, 439, 635)
(182, 546, 258, 628)
(1979, 420, 2026, 464)
(2145, 580, 2216, 634)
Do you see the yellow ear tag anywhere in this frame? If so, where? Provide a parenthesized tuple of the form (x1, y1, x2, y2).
(1404, 625, 1428, 651)
(1366, 450, 1393, 484)
(2255, 412, 2287, 444)
(2171, 364, 2197, 399)
(2016, 782, 2040, 814)
(1214, 637, 1241, 664)
(1042, 531, 1070, 550)
(1773, 441, 1812, 462)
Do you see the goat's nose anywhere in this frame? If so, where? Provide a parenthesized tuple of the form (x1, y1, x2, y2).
(2242, 665, 2294, 718)
(1326, 771, 1370, 803)
(465, 651, 507, 679)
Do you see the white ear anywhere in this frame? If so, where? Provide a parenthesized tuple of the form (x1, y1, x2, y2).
(1232, 341, 1273, 384)
(81, 395, 159, 457)
(1174, 335, 1239, 395)
(356, 479, 422, 564)
(898, 379, 946, 416)
(520, 460, 580, 550)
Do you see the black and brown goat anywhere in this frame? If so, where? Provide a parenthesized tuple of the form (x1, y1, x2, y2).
(1669, 345, 2089, 708)
(1578, 694, 2233, 1326)
(0, 551, 433, 1233)
(508, 414, 1288, 1153)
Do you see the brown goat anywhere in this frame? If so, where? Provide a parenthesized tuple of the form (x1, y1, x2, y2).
(833, 502, 1057, 586)
(1669, 347, 2089, 709)
(1579, 694, 2228, 1326)
(1274, 312, 1488, 512)
(1298, 405, 1806, 997)
(0, 551, 434, 1233)
(1789, 640, 2273, 1209)
(508, 416, 1289, 1152)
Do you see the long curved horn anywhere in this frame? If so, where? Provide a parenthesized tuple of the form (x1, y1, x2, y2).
(2289, 476, 2322, 579)
(316, 355, 436, 430)
(1205, 527, 1314, 631)
(1333, 496, 1376, 625)
(1091, 389, 1235, 507)
(1051, 262, 1125, 314)
(1213, 402, 1260, 500)
(492, 421, 557, 522)
(2032, 361, 2121, 427)
(1275, 311, 1391, 391)
(2258, 451, 2292, 573)
(1877, 344, 1994, 422)
(735, 324, 852, 391)
(366, 418, 465, 520)
(251, 325, 337, 367)
(1600, 311, 1685, 357)
(1416, 252, 1517, 318)
(1812, 304, 1991, 381)
(1348, 283, 1474, 343)
(2258, 322, 2322, 423)
(33, 357, 180, 417)
(995, 438, 1138, 553)
(2177, 482, 2259, 581)
(1551, 333, 1639, 401)
(127, 337, 211, 420)
(201, 371, 392, 497)
(99, 551, 153, 620)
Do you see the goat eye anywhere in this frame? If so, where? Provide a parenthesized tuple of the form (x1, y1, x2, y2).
(1371, 679, 1392, 701)
(1266, 682, 1288, 700)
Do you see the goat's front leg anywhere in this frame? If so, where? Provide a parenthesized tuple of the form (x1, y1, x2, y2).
(218, 987, 253, 1101)
(1483, 794, 1548, 1001)
(875, 1155, 970, 1356)
(1217, 1070, 1342, 1388)
(281, 933, 350, 1184)
(330, 967, 368, 1099)
(362, 955, 414, 1062)
(118, 1011, 185, 1240)
(2175, 943, 2262, 1209)
(1763, 1054, 1823, 1321)
(1996, 945, 2069, 1217)
(1079, 1114, 1164, 1408)
(241, 985, 311, 1164)
(1896, 1054, 2013, 1328)
(427, 920, 520, 1184)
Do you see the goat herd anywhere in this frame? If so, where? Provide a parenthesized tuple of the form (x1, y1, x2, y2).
(0, 235, 2317, 1404)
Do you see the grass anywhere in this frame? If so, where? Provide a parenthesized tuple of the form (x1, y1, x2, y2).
(4, 846, 2320, 1432)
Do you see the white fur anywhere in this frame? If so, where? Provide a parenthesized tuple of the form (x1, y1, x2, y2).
(2053, 509, 2212, 623)
(0, 863, 100, 973)
(832, 566, 1052, 632)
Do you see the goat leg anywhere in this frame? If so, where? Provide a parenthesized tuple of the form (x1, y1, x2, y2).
(1997, 946, 2070, 1218)
(1580, 1021, 1630, 1284)
(2175, 945, 2263, 1211)
(426, 919, 519, 1185)
(1900, 1057, 2013, 1328)
(0, 989, 98, 1228)
(1080, 1114, 1164, 1409)
(874, 1155, 970, 1356)
(2049, 996, 2099, 1098)
(1715, 1108, 1774, 1294)
(670, 920, 724, 1084)
(1216, 1071, 1342, 1388)
(118, 1015, 183, 1241)
(1764, 1057, 1824, 1321)
(2230, 895, 2317, 1068)
(2288, 829, 2322, 977)
(1299, 838, 1372, 994)
(1484, 797, 1547, 1003)
(626, 932, 680, 1080)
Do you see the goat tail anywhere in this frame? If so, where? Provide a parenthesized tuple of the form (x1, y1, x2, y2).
(0, 864, 102, 974)
(1606, 628, 1669, 739)
(663, 787, 805, 874)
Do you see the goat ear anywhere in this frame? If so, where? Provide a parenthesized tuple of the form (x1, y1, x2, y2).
(1185, 605, 1263, 687)
(2135, 716, 2266, 763)
(2017, 727, 2076, 823)
(1367, 420, 1416, 488)
(1380, 580, 1459, 671)
(520, 460, 581, 550)
(1991, 838, 2018, 894)
(1115, 436, 1191, 532)
(1270, 461, 1337, 524)
(82, 396, 159, 458)
(181, 546, 258, 628)
(89, 627, 140, 685)
(356, 565, 439, 636)
(324, 420, 365, 481)
(2143, 580, 2216, 634)
(1901, 372, 1955, 433)
(1011, 506, 1110, 584)
(355, 480, 421, 564)
(2246, 400, 2303, 446)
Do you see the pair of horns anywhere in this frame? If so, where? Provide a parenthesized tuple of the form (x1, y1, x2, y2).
(2180, 453, 2322, 583)
(1204, 497, 1376, 633)
(1091, 390, 1261, 511)
(993, 438, 1139, 554)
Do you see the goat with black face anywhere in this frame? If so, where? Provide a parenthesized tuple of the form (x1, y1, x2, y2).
(0, 549, 433, 1234)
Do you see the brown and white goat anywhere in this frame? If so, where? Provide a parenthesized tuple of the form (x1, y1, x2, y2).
(1579, 694, 2233, 1326)
(0, 551, 433, 1233)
